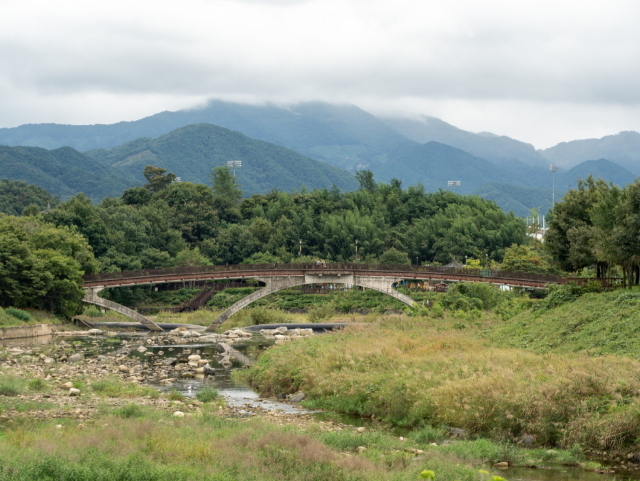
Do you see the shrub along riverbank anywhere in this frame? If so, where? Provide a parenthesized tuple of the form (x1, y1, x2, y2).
(241, 287, 640, 454)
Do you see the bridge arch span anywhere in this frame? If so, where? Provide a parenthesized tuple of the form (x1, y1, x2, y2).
(203, 273, 416, 332)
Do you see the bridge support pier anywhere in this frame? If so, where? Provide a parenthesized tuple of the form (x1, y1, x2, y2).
(204, 274, 416, 332)
(83, 288, 163, 332)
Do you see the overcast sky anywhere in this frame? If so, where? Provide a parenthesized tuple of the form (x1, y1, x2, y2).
(3, 0, 640, 148)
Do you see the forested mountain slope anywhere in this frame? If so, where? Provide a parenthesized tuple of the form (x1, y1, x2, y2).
(0, 145, 135, 199)
(85, 123, 358, 194)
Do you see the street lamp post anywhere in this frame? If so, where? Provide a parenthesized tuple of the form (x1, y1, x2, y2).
(416, 256, 419, 266)
(355, 239, 359, 262)
(298, 239, 302, 257)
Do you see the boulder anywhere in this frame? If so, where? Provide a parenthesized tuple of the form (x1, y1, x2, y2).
(188, 354, 201, 362)
(118, 365, 130, 373)
(276, 327, 288, 333)
(68, 388, 81, 396)
(61, 382, 73, 389)
(67, 353, 83, 363)
(203, 364, 216, 376)
(87, 329, 103, 335)
(289, 392, 306, 403)
(173, 411, 185, 418)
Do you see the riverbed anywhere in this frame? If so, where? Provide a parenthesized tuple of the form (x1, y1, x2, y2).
(1, 328, 638, 481)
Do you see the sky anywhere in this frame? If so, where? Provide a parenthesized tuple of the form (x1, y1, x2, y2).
(3, 0, 640, 149)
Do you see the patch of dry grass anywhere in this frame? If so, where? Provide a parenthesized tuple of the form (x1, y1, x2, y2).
(242, 316, 640, 450)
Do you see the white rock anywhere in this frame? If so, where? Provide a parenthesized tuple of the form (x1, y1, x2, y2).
(276, 327, 288, 333)
(188, 354, 201, 362)
(69, 388, 81, 396)
(61, 382, 73, 389)
(181, 331, 192, 338)
(87, 329, 103, 335)
(173, 411, 185, 418)
(137, 346, 147, 353)
(189, 331, 201, 337)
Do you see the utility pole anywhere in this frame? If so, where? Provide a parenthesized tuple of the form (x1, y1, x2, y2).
(298, 239, 302, 257)
(355, 239, 359, 262)
(550, 164, 558, 206)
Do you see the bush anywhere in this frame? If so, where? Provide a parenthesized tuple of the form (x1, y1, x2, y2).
(83, 305, 104, 318)
(0, 376, 23, 396)
(28, 378, 47, 391)
(5, 308, 31, 322)
(168, 390, 184, 401)
(113, 403, 145, 419)
(308, 305, 335, 322)
(441, 283, 504, 312)
(196, 387, 219, 403)
(249, 308, 287, 325)
(534, 284, 585, 311)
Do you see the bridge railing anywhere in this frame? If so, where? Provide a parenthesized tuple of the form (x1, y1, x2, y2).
(83, 263, 562, 285)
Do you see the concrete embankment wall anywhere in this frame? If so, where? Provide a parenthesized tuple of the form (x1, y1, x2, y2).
(0, 324, 62, 340)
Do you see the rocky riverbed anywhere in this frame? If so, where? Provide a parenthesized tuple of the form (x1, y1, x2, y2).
(0, 325, 319, 427)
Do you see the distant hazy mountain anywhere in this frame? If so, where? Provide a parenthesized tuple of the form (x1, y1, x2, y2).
(86, 123, 358, 194)
(0, 101, 414, 172)
(471, 160, 636, 216)
(0, 145, 135, 200)
(540, 131, 640, 173)
(473, 182, 553, 217)
(559, 159, 636, 190)
(381, 116, 547, 167)
(374, 141, 523, 193)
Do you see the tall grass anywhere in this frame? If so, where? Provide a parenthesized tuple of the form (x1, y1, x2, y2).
(242, 316, 640, 451)
(0, 412, 491, 481)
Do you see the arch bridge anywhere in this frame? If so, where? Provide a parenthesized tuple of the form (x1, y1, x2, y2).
(82, 263, 562, 332)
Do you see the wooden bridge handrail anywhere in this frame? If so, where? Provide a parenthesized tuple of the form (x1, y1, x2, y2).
(83, 263, 563, 286)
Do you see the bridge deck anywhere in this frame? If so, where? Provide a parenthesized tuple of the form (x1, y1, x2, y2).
(83, 263, 561, 289)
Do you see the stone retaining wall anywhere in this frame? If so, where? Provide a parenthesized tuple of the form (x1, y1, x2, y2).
(0, 324, 62, 340)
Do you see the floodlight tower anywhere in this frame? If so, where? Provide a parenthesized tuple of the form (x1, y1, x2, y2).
(227, 160, 242, 177)
(550, 164, 558, 206)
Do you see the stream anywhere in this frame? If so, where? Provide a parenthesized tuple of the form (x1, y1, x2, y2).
(4, 330, 639, 481)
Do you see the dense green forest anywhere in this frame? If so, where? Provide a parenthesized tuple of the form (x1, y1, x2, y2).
(545, 175, 640, 285)
(0, 215, 95, 317)
(39, 167, 528, 274)
(0, 179, 59, 216)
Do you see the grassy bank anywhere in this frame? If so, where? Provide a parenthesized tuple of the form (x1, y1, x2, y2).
(0, 401, 598, 480)
(241, 312, 640, 452)
(0, 308, 63, 328)
(486, 289, 640, 356)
